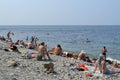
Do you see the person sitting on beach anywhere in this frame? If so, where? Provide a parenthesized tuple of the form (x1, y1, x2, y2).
(37, 42, 51, 60)
(52, 44, 63, 56)
(77, 50, 86, 61)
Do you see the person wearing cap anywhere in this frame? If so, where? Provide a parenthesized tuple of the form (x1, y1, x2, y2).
(77, 50, 86, 60)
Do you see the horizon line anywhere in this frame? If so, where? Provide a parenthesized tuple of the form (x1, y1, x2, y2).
(0, 24, 120, 26)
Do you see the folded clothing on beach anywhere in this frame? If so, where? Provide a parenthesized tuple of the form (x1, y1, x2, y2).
(76, 64, 89, 71)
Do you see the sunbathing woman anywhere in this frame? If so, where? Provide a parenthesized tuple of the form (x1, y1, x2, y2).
(77, 50, 86, 61)
(112, 61, 120, 68)
(26, 41, 35, 49)
(4, 43, 19, 52)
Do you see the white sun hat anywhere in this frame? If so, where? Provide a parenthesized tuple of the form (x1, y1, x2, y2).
(81, 50, 86, 54)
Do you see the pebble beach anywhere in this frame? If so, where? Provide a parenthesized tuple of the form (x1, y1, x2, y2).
(0, 41, 120, 80)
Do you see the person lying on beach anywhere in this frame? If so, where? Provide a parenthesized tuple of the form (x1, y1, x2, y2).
(85, 56, 92, 63)
(26, 41, 35, 49)
(63, 52, 74, 58)
(37, 42, 51, 61)
(77, 50, 86, 61)
(112, 61, 120, 68)
(52, 44, 63, 56)
(0, 36, 6, 41)
(93, 54, 120, 78)
(4, 43, 19, 52)
(15, 40, 20, 45)
(19, 40, 26, 48)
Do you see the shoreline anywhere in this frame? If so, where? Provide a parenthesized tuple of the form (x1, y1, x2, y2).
(1, 26, 120, 62)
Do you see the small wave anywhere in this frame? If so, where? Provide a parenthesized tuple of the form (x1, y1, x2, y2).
(107, 57, 120, 64)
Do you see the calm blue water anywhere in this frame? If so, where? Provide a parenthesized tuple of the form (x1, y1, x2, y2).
(0, 25, 120, 62)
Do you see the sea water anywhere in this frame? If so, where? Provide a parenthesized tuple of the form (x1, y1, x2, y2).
(0, 25, 120, 62)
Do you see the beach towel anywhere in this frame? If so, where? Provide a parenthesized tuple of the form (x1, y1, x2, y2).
(27, 53, 37, 59)
(76, 64, 89, 71)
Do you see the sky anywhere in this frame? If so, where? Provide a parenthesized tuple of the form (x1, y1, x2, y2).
(0, 0, 120, 25)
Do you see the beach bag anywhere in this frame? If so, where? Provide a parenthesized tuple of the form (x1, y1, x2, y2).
(4, 48, 9, 51)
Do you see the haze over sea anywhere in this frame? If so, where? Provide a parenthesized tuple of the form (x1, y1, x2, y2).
(0, 25, 120, 62)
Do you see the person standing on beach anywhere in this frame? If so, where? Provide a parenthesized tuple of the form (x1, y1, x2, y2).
(102, 46, 107, 59)
(26, 36, 29, 41)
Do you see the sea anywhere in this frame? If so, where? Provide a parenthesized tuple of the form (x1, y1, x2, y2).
(0, 25, 120, 62)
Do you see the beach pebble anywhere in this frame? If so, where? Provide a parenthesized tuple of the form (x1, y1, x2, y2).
(0, 41, 120, 80)
(7, 59, 18, 67)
